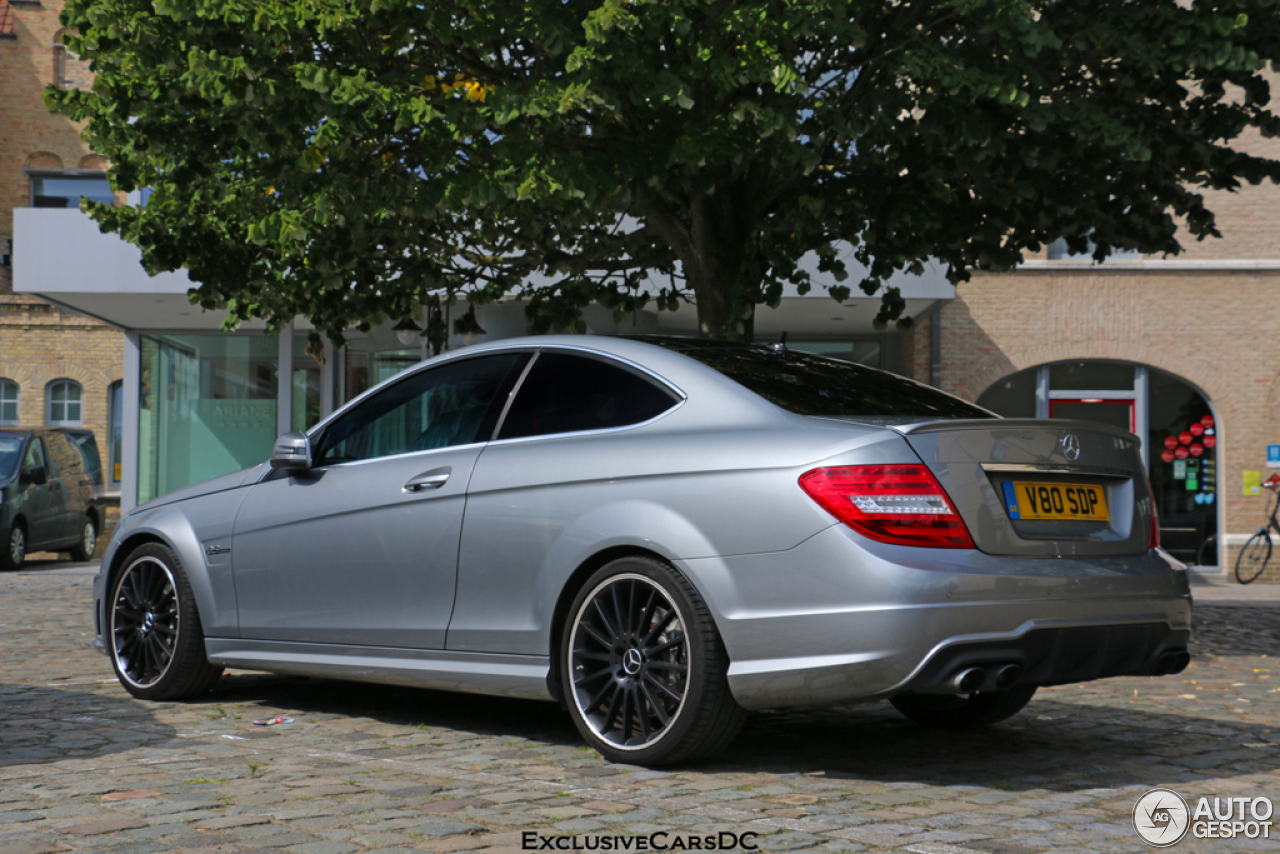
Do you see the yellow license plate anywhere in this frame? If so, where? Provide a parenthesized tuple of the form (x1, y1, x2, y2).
(1003, 481, 1109, 522)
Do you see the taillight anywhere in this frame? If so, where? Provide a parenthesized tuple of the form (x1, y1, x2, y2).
(799, 464, 976, 549)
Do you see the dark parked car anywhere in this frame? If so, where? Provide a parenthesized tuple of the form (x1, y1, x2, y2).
(1, 427, 106, 570)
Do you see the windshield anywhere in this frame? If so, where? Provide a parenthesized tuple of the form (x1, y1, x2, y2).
(0, 434, 24, 481)
(647, 340, 993, 420)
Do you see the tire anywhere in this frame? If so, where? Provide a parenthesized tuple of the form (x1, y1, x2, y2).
(1235, 531, 1271, 585)
(1, 521, 25, 572)
(891, 685, 1038, 729)
(562, 557, 746, 766)
(108, 542, 223, 700)
(69, 516, 97, 563)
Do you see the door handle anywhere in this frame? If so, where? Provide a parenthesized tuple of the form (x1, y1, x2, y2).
(404, 467, 451, 492)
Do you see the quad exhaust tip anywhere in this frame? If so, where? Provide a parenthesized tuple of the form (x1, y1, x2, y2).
(948, 663, 1023, 693)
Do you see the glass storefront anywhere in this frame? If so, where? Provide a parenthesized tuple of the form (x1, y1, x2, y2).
(138, 334, 280, 505)
(978, 361, 1218, 566)
(291, 334, 322, 432)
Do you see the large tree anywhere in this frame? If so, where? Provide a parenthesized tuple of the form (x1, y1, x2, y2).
(52, 0, 1280, 345)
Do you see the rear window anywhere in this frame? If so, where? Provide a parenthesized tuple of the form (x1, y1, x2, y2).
(672, 345, 992, 419)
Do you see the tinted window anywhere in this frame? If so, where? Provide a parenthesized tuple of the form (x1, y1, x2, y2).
(0, 434, 24, 480)
(43, 432, 82, 477)
(316, 354, 527, 465)
(498, 352, 680, 440)
(671, 344, 991, 419)
(25, 436, 48, 475)
(63, 431, 102, 477)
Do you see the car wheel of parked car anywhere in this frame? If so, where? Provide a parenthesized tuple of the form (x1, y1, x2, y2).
(69, 516, 97, 562)
(1, 522, 25, 572)
(562, 557, 746, 765)
(109, 543, 223, 700)
(890, 685, 1038, 729)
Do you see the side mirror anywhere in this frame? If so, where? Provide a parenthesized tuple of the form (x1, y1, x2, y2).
(20, 465, 47, 486)
(270, 431, 313, 471)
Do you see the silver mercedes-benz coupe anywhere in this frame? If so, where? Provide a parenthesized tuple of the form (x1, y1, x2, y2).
(93, 335, 1192, 765)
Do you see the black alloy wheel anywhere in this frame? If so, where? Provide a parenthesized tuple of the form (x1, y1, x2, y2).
(109, 543, 222, 700)
(563, 557, 745, 766)
(890, 685, 1038, 729)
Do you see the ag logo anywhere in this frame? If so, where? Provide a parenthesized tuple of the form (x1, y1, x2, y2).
(1134, 788, 1190, 847)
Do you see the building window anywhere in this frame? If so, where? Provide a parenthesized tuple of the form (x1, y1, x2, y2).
(29, 174, 114, 208)
(1046, 237, 1139, 261)
(139, 334, 280, 504)
(47, 379, 83, 425)
(53, 29, 92, 90)
(0, 379, 18, 424)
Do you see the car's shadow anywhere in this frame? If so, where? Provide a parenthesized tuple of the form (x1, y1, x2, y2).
(197, 668, 1278, 793)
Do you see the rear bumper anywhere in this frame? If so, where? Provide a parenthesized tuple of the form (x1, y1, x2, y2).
(679, 525, 1192, 711)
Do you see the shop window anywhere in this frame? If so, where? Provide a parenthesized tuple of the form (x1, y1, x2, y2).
(978, 361, 1218, 566)
(0, 379, 18, 424)
(138, 334, 280, 504)
(107, 380, 123, 488)
(46, 379, 82, 425)
(30, 174, 114, 208)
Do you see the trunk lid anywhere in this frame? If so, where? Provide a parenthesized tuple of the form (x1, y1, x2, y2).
(896, 419, 1153, 557)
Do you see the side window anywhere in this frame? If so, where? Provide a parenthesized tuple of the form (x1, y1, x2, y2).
(315, 353, 528, 466)
(25, 437, 48, 475)
(44, 433, 82, 477)
(498, 352, 680, 440)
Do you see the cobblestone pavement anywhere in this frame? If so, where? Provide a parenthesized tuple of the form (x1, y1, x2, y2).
(2, 561, 1277, 854)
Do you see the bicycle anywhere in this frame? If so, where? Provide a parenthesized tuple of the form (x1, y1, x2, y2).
(1235, 473, 1280, 584)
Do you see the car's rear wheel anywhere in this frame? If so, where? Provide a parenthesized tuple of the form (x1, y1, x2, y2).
(562, 557, 746, 765)
(69, 516, 97, 562)
(890, 685, 1038, 729)
(1, 522, 25, 572)
(109, 543, 222, 700)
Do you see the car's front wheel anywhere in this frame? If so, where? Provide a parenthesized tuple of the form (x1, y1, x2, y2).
(890, 685, 1038, 729)
(562, 557, 746, 765)
(1, 521, 25, 572)
(108, 543, 222, 700)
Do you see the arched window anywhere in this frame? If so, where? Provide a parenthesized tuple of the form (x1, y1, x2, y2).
(0, 379, 18, 424)
(47, 379, 83, 425)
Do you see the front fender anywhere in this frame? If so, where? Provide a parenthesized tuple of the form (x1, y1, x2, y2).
(98, 487, 249, 641)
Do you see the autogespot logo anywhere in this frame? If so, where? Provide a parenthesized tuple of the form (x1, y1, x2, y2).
(1133, 788, 1191, 847)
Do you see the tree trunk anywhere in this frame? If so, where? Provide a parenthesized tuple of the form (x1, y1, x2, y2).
(682, 194, 757, 342)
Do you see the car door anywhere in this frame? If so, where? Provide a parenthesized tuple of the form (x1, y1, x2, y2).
(19, 437, 63, 548)
(231, 352, 529, 649)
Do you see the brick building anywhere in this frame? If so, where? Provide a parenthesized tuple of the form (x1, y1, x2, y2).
(1, 0, 124, 547)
